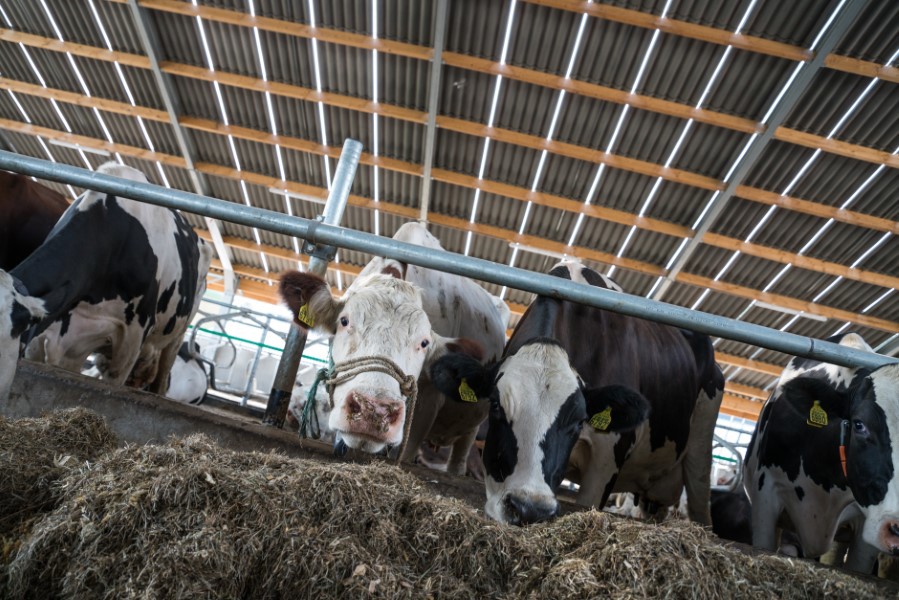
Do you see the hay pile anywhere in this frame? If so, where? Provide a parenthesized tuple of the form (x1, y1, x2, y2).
(0, 408, 117, 542)
(0, 411, 892, 599)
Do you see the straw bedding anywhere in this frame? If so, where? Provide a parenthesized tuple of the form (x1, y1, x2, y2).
(0, 409, 890, 599)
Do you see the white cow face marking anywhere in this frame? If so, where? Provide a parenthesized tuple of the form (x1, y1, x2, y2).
(483, 342, 583, 525)
(851, 365, 899, 554)
(0, 271, 46, 400)
(279, 271, 470, 455)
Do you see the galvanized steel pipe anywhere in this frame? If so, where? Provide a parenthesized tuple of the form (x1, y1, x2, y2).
(0, 150, 893, 371)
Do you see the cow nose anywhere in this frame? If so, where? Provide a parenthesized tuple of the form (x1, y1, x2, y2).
(333, 435, 348, 458)
(505, 495, 559, 526)
(344, 392, 403, 433)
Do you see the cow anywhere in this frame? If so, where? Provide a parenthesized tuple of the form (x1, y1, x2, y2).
(744, 332, 899, 573)
(430, 261, 724, 525)
(278, 222, 506, 473)
(708, 488, 804, 556)
(0, 162, 212, 402)
(0, 171, 69, 271)
(165, 341, 210, 405)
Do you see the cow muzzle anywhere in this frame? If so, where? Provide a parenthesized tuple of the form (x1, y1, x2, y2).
(335, 390, 406, 444)
(503, 493, 560, 526)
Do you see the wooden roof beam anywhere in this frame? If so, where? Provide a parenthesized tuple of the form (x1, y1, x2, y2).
(521, 0, 899, 84)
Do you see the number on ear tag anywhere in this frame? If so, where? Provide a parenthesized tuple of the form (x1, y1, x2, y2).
(297, 304, 315, 327)
(589, 407, 612, 431)
(807, 400, 827, 428)
(458, 378, 478, 403)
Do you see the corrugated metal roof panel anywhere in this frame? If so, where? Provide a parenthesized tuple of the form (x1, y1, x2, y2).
(742, 139, 819, 192)
(318, 42, 375, 100)
(668, 0, 746, 31)
(573, 17, 658, 92)
(788, 153, 891, 211)
(508, 1, 581, 77)
(484, 139, 543, 188)
(647, 180, 712, 227)
(744, 0, 840, 47)
(433, 128, 480, 176)
(704, 50, 796, 121)
(555, 94, 632, 150)
(379, 167, 421, 209)
(382, 0, 434, 46)
(171, 76, 220, 122)
(380, 54, 430, 112)
(445, 0, 509, 62)
(620, 228, 684, 268)
(494, 78, 560, 138)
(521, 204, 577, 244)
(671, 122, 749, 180)
(539, 152, 599, 201)
(573, 216, 632, 256)
(429, 180, 473, 220)
(479, 190, 529, 233)
(439, 65, 496, 125)
(92, 0, 143, 54)
(310, 0, 369, 35)
(592, 167, 660, 214)
(834, 1, 899, 63)
(152, 12, 206, 66)
(640, 35, 728, 106)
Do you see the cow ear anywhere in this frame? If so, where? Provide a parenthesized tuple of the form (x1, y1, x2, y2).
(428, 351, 494, 402)
(781, 376, 850, 419)
(583, 385, 650, 433)
(278, 271, 341, 333)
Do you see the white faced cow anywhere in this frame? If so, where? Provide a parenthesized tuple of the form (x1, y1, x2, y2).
(744, 332, 899, 572)
(279, 222, 505, 472)
(0, 162, 212, 401)
(431, 261, 723, 525)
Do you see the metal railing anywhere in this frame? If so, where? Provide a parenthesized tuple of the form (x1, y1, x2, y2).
(0, 149, 894, 371)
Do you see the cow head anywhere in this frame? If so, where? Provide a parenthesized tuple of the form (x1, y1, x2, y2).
(0, 271, 46, 400)
(279, 270, 482, 454)
(431, 338, 650, 525)
(783, 363, 899, 555)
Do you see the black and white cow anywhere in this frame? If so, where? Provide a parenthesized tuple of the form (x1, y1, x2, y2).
(166, 341, 209, 405)
(0, 162, 212, 401)
(744, 332, 899, 572)
(279, 222, 505, 472)
(431, 261, 724, 525)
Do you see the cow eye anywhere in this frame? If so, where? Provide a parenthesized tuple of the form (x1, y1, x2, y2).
(339, 316, 349, 327)
(854, 420, 868, 435)
(420, 339, 430, 349)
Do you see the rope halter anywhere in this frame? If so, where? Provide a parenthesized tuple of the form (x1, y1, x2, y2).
(300, 352, 419, 463)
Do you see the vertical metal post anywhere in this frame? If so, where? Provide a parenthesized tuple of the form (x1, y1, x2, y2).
(263, 138, 363, 426)
(243, 315, 272, 406)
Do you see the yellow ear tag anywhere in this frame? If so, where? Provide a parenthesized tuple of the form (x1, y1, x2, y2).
(807, 400, 827, 428)
(589, 406, 612, 431)
(458, 378, 478, 403)
(297, 304, 315, 327)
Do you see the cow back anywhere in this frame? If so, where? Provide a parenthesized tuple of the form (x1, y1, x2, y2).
(0, 172, 68, 270)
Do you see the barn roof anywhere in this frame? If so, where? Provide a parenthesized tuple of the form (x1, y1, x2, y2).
(0, 0, 897, 420)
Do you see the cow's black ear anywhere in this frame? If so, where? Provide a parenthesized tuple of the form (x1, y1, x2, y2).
(583, 385, 650, 433)
(781, 376, 850, 418)
(429, 353, 494, 403)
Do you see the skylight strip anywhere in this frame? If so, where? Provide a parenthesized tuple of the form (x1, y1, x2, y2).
(565, 163, 604, 246)
(629, 30, 661, 94)
(812, 276, 843, 303)
(603, 105, 630, 154)
(468, 189, 482, 222)
(713, 251, 741, 282)
(253, 26, 269, 82)
(530, 150, 549, 191)
(463, 231, 475, 257)
(154, 162, 171, 188)
(476, 138, 492, 180)
(780, 149, 821, 196)
(826, 78, 878, 139)
(545, 91, 566, 141)
(809, 0, 848, 52)
(840, 165, 885, 209)
(195, 15, 217, 72)
(486, 76, 504, 128)
(762, 264, 791, 293)
(690, 289, 711, 310)
(734, 0, 760, 34)
(691, 190, 720, 229)
(663, 120, 693, 168)
(371, 0, 379, 238)
(743, 205, 778, 244)
(86, 0, 114, 50)
(564, 12, 590, 79)
(212, 81, 230, 126)
(517, 202, 533, 235)
(695, 47, 732, 108)
(638, 177, 663, 216)
(616, 227, 636, 258)
(227, 135, 242, 171)
(306, 0, 333, 190)
(7, 90, 31, 123)
(498, 0, 518, 66)
(760, 62, 803, 125)
(334, 252, 344, 291)
(875, 333, 899, 353)
(722, 133, 758, 182)
(861, 289, 893, 314)
(797, 219, 834, 254)
(850, 232, 891, 268)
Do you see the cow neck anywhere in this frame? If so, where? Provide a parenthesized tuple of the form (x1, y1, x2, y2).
(505, 296, 560, 357)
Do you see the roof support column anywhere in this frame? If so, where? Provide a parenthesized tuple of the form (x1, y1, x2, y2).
(125, 0, 237, 297)
(650, 1, 868, 302)
(418, 0, 449, 223)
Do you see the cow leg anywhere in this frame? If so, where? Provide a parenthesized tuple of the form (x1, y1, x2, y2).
(147, 338, 180, 395)
(101, 326, 144, 386)
(680, 387, 722, 526)
(446, 426, 478, 477)
(749, 486, 782, 552)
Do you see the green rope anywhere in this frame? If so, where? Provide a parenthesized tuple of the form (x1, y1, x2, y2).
(300, 346, 334, 440)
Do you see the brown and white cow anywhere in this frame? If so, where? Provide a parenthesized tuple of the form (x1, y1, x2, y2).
(279, 222, 506, 473)
(0, 162, 212, 401)
(0, 171, 69, 270)
(431, 261, 723, 525)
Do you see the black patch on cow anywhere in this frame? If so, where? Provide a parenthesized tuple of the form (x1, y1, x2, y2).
(795, 486, 805, 501)
(754, 375, 853, 493)
(579, 267, 613, 290)
(711, 489, 753, 545)
(163, 315, 178, 336)
(124, 302, 136, 325)
(539, 389, 587, 490)
(846, 375, 894, 507)
(483, 389, 518, 483)
(58, 312, 71, 337)
(758, 472, 765, 491)
(547, 264, 571, 280)
(10, 299, 36, 338)
(157, 281, 176, 314)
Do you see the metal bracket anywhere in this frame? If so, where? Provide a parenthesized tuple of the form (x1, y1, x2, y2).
(302, 216, 338, 263)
